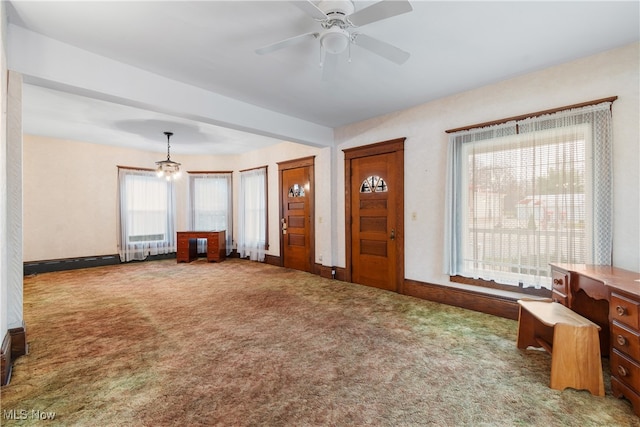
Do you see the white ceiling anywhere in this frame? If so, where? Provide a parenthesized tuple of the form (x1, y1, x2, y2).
(7, 0, 640, 155)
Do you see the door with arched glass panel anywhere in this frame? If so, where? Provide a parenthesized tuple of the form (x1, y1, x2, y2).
(345, 139, 404, 292)
(279, 157, 314, 273)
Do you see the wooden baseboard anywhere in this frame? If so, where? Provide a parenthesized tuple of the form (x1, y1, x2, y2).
(1, 323, 27, 386)
(24, 254, 121, 275)
(333, 266, 347, 281)
(264, 254, 281, 267)
(261, 256, 348, 280)
(313, 264, 347, 281)
(316, 264, 333, 279)
(10, 324, 27, 359)
(403, 279, 522, 320)
(1, 331, 11, 386)
(311, 265, 518, 319)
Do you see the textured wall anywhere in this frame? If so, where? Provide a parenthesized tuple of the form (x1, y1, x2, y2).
(1, 0, 8, 336)
(22, 138, 326, 263)
(6, 71, 23, 329)
(19, 43, 640, 283)
(335, 42, 640, 284)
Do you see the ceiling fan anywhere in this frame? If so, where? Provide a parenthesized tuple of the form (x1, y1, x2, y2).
(256, 0, 413, 78)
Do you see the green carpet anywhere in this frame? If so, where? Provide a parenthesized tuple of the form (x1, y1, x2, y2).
(1, 258, 638, 426)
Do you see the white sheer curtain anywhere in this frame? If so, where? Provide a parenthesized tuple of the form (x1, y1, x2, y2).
(238, 167, 267, 261)
(188, 172, 233, 255)
(444, 102, 613, 289)
(117, 168, 176, 262)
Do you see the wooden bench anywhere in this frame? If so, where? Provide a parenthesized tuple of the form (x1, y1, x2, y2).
(517, 298, 604, 396)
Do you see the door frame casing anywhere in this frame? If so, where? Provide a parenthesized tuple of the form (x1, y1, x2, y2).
(343, 138, 405, 293)
(277, 156, 315, 271)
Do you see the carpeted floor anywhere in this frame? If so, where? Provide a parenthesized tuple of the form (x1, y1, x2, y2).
(1, 258, 638, 426)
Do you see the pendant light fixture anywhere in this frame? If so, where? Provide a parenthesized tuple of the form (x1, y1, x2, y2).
(155, 131, 181, 180)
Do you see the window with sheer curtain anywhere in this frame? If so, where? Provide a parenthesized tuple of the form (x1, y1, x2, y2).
(238, 167, 267, 262)
(117, 168, 176, 262)
(444, 102, 613, 289)
(188, 172, 233, 255)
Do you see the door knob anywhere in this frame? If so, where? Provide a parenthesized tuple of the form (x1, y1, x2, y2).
(390, 229, 395, 240)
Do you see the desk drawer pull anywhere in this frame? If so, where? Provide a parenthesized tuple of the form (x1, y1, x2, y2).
(617, 334, 628, 346)
(617, 365, 629, 377)
(553, 278, 562, 285)
(616, 305, 628, 316)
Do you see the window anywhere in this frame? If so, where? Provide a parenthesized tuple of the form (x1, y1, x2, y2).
(188, 172, 233, 254)
(238, 167, 267, 261)
(360, 176, 388, 193)
(118, 168, 176, 262)
(445, 102, 613, 289)
(288, 184, 305, 198)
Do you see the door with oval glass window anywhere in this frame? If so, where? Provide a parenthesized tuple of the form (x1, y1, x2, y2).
(344, 139, 404, 292)
(279, 157, 314, 273)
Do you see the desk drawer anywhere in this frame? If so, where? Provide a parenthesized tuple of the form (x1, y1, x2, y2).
(612, 349, 640, 391)
(551, 270, 568, 296)
(612, 321, 640, 361)
(206, 236, 219, 254)
(611, 293, 640, 330)
(551, 290, 567, 306)
(177, 247, 190, 255)
(177, 238, 191, 249)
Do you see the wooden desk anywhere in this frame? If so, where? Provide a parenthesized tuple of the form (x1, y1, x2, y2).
(177, 231, 226, 263)
(550, 263, 640, 416)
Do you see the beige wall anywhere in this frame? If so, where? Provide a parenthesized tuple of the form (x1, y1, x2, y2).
(235, 141, 329, 260)
(22, 137, 326, 262)
(24, 138, 154, 261)
(335, 42, 640, 284)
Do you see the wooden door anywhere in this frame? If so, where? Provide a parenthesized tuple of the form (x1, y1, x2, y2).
(279, 157, 314, 273)
(345, 139, 404, 292)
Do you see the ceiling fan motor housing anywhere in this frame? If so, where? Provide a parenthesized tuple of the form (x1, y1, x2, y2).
(318, 0, 355, 25)
(317, 0, 355, 54)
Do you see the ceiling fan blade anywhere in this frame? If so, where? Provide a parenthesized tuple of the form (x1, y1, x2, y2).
(348, 0, 413, 27)
(290, 0, 328, 21)
(256, 32, 319, 55)
(353, 34, 410, 65)
(321, 52, 339, 82)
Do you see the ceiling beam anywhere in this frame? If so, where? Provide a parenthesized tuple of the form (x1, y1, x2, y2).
(7, 24, 334, 148)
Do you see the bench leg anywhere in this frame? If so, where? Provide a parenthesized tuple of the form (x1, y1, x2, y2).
(516, 306, 539, 349)
(550, 323, 604, 396)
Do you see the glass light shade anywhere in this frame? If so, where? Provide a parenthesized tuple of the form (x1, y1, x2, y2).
(321, 28, 349, 54)
(155, 159, 181, 180)
(156, 131, 181, 180)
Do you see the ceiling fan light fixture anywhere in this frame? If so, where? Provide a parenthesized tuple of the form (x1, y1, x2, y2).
(320, 27, 349, 54)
